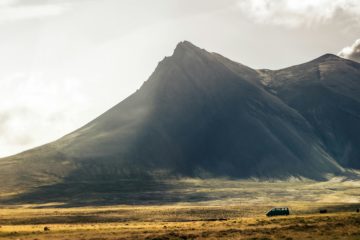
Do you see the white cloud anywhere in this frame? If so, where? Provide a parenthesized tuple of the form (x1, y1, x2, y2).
(0, 72, 88, 157)
(0, 0, 67, 23)
(237, 0, 360, 28)
(338, 39, 360, 63)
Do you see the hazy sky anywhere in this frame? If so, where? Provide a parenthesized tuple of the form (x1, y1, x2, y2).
(1, 0, 360, 157)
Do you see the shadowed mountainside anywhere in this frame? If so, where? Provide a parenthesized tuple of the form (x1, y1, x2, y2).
(260, 54, 360, 169)
(1, 41, 359, 202)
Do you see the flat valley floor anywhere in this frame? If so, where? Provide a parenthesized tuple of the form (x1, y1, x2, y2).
(1, 179, 360, 240)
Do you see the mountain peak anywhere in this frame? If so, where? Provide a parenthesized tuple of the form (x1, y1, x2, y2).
(172, 40, 204, 58)
(312, 53, 343, 63)
(175, 40, 199, 50)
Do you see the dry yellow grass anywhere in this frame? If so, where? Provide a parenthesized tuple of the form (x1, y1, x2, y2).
(1, 179, 360, 239)
(0, 204, 360, 240)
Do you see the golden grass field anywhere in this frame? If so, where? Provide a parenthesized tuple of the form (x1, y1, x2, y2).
(1, 179, 360, 239)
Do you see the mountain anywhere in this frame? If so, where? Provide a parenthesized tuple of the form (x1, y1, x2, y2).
(260, 54, 360, 169)
(1, 41, 359, 203)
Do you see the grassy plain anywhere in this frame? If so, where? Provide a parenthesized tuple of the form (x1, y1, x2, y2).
(1, 179, 360, 239)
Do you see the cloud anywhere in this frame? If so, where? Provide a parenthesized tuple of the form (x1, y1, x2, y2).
(0, 0, 68, 23)
(338, 39, 360, 63)
(237, 0, 360, 28)
(0, 110, 34, 146)
(0, 72, 88, 157)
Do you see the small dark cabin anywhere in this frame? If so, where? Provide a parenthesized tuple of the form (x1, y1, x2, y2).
(266, 207, 290, 217)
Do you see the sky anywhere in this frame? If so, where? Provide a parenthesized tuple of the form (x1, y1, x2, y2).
(0, 0, 360, 158)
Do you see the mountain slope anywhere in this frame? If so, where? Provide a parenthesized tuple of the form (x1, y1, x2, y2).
(1, 42, 357, 201)
(261, 54, 360, 169)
